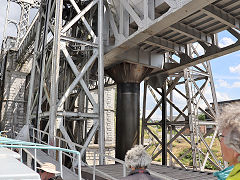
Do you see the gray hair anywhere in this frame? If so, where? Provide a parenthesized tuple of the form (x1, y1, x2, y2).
(217, 102, 240, 153)
(125, 145, 152, 168)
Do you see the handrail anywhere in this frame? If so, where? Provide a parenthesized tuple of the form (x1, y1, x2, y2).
(31, 127, 125, 179)
(30, 127, 175, 180)
(0, 137, 82, 180)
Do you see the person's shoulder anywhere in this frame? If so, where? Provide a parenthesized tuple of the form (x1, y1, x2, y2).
(148, 175, 165, 180)
(226, 172, 240, 180)
(151, 177, 165, 180)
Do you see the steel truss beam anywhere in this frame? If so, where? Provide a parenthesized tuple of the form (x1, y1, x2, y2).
(104, 0, 217, 67)
(24, 0, 105, 166)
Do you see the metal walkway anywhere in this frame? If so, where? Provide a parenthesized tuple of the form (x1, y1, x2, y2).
(81, 164, 217, 180)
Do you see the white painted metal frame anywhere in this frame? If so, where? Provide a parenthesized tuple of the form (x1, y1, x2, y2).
(141, 44, 222, 170)
(24, 0, 105, 165)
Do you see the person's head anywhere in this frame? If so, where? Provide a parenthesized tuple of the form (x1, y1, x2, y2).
(125, 145, 152, 170)
(217, 103, 240, 166)
(38, 162, 60, 180)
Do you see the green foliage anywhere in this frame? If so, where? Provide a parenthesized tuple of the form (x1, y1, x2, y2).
(179, 148, 193, 166)
(205, 161, 218, 170)
(156, 157, 162, 162)
(178, 148, 221, 170)
(198, 114, 206, 121)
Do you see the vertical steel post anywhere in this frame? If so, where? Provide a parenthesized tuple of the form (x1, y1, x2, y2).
(34, 147, 37, 171)
(141, 81, 147, 144)
(25, 16, 41, 125)
(49, 0, 63, 149)
(36, 0, 52, 132)
(93, 151, 96, 180)
(59, 150, 63, 177)
(162, 81, 167, 165)
(78, 153, 82, 180)
(169, 78, 173, 166)
(98, 0, 105, 165)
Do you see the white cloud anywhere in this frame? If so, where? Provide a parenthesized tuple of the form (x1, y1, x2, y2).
(216, 91, 231, 101)
(217, 79, 240, 88)
(232, 82, 240, 88)
(219, 37, 235, 48)
(214, 75, 240, 80)
(229, 64, 240, 74)
(217, 79, 230, 88)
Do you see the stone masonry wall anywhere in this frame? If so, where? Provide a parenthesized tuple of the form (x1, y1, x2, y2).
(0, 51, 32, 135)
(86, 86, 116, 163)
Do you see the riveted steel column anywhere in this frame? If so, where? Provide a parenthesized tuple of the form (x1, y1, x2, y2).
(49, 0, 63, 148)
(98, 0, 105, 165)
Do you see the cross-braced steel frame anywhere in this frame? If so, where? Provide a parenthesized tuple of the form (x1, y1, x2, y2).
(141, 42, 222, 170)
(3, 0, 240, 171)
(24, 0, 105, 165)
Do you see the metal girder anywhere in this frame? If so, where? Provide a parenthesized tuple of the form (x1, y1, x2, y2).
(10, 0, 40, 7)
(203, 4, 240, 30)
(145, 36, 185, 53)
(17, 13, 39, 60)
(157, 38, 240, 75)
(170, 22, 212, 43)
(104, 0, 217, 67)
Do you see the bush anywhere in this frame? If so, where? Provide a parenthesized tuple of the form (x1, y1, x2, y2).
(178, 148, 193, 166)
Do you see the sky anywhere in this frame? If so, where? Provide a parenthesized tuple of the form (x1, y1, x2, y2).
(1, 1, 239, 118)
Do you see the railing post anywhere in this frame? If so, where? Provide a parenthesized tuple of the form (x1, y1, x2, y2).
(93, 151, 96, 180)
(40, 131, 42, 143)
(33, 129, 35, 143)
(123, 164, 126, 177)
(34, 147, 37, 171)
(78, 153, 81, 180)
(20, 146, 23, 163)
(59, 150, 63, 178)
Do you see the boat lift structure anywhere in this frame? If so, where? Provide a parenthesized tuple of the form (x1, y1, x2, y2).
(1, 0, 240, 174)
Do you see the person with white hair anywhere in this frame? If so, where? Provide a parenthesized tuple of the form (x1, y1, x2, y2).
(121, 145, 163, 180)
(213, 103, 240, 180)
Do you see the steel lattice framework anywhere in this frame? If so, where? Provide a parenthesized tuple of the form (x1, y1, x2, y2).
(141, 44, 220, 170)
(1, 0, 240, 171)
(22, 0, 105, 165)
(3, 0, 40, 49)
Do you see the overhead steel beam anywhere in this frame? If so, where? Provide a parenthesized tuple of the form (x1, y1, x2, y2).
(203, 4, 240, 30)
(170, 22, 212, 43)
(104, 0, 217, 67)
(156, 39, 240, 75)
(145, 36, 185, 53)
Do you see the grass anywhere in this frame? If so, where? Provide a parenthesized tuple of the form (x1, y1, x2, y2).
(145, 126, 223, 170)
